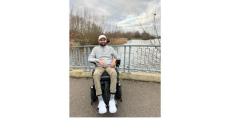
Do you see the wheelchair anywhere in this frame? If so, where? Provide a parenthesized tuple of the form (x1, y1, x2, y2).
(90, 59, 122, 106)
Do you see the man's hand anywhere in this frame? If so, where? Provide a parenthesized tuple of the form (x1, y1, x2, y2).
(98, 58, 105, 66)
(110, 58, 116, 68)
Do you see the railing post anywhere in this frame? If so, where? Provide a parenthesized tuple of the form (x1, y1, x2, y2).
(87, 47, 91, 71)
(74, 47, 76, 66)
(69, 47, 72, 66)
(76, 47, 81, 66)
(128, 45, 131, 72)
(123, 46, 126, 72)
(84, 47, 87, 71)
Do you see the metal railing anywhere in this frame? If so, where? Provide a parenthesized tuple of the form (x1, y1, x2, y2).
(70, 45, 161, 72)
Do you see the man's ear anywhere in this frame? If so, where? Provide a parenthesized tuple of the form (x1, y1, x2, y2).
(107, 39, 110, 43)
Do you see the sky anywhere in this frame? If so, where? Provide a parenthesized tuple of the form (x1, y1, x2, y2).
(70, 0, 161, 35)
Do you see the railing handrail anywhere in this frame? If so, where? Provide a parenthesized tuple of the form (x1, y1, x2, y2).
(70, 44, 161, 48)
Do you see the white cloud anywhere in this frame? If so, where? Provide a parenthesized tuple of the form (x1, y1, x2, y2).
(70, 0, 161, 35)
(116, 0, 161, 34)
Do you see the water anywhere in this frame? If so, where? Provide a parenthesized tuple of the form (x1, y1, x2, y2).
(115, 39, 161, 72)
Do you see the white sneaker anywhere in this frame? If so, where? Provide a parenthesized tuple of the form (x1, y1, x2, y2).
(98, 101, 107, 114)
(109, 99, 117, 113)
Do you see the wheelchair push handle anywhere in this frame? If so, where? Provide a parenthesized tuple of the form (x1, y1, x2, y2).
(116, 59, 121, 67)
(89, 61, 96, 66)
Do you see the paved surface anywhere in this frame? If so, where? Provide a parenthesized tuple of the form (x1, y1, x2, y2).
(70, 77, 160, 117)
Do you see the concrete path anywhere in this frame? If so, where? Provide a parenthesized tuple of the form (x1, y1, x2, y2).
(70, 77, 160, 117)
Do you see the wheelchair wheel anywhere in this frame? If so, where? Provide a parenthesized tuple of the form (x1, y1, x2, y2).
(90, 85, 97, 105)
(102, 81, 110, 105)
(115, 83, 122, 101)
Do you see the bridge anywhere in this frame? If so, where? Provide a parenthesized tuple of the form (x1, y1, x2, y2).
(69, 45, 161, 117)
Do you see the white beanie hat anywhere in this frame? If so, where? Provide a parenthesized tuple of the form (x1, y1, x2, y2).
(98, 35, 107, 40)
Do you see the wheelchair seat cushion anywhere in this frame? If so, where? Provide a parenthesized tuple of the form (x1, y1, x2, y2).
(101, 71, 110, 80)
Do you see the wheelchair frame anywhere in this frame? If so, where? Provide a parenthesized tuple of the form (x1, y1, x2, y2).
(90, 60, 122, 105)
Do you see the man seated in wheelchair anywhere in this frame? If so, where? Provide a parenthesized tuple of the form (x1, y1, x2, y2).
(88, 34, 120, 114)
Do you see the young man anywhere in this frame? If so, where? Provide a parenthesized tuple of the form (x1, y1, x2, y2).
(88, 35, 120, 114)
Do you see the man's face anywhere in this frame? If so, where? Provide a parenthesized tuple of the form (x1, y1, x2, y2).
(98, 38, 107, 46)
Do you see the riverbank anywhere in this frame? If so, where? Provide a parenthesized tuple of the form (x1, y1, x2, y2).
(109, 38, 128, 45)
(70, 37, 128, 47)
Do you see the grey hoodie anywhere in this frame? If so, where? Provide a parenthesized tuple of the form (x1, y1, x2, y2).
(88, 45, 120, 67)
